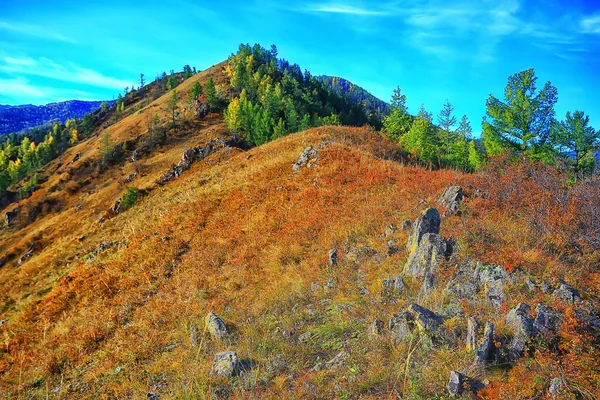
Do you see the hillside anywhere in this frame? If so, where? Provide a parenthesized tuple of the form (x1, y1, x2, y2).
(0, 100, 110, 135)
(0, 56, 599, 399)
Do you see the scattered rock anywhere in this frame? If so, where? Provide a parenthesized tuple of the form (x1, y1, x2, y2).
(312, 351, 348, 371)
(78, 235, 86, 242)
(505, 303, 536, 359)
(298, 332, 312, 343)
(439, 186, 464, 215)
(111, 197, 122, 215)
(389, 311, 412, 343)
(125, 172, 137, 183)
(210, 351, 240, 377)
(525, 277, 536, 292)
(0, 319, 8, 327)
(205, 312, 229, 340)
(389, 303, 444, 343)
(534, 303, 562, 336)
(380, 276, 405, 300)
(327, 248, 338, 267)
(548, 377, 567, 398)
(475, 263, 511, 307)
(292, 146, 318, 172)
(267, 354, 288, 374)
(476, 322, 494, 363)
(324, 278, 337, 290)
(4, 208, 20, 226)
(404, 233, 447, 278)
(401, 220, 412, 232)
(540, 281, 552, 293)
(447, 370, 465, 397)
(385, 224, 397, 236)
(310, 281, 321, 291)
(406, 208, 441, 253)
(368, 319, 384, 338)
(466, 317, 478, 352)
(17, 243, 38, 265)
(72, 152, 81, 163)
(552, 282, 581, 303)
(386, 240, 398, 256)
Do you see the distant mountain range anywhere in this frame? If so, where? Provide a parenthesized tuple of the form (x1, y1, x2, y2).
(0, 100, 110, 135)
(317, 75, 390, 119)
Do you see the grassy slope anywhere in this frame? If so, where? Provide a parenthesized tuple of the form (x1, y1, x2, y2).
(0, 64, 598, 399)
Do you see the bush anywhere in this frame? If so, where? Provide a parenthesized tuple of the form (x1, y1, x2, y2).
(121, 187, 139, 210)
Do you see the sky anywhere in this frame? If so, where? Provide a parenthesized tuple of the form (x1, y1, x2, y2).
(0, 0, 599, 130)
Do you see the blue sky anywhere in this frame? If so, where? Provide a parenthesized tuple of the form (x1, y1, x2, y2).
(0, 0, 599, 130)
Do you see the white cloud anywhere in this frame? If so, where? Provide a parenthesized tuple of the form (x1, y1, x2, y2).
(580, 14, 600, 34)
(0, 21, 77, 44)
(0, 57, 134, 90)
(0, 77, 96, 105)
(309, 4, 389, 16)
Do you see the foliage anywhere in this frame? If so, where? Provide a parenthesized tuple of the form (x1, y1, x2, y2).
(167, 90, 180, 131)
(550, 110, 599, 177)
(121, 186, 139, 210)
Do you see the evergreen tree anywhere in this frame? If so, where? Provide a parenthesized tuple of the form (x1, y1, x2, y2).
(551, 110, 599, 177)
(205, 77, 218, 110)
(167, 89, 180, 131)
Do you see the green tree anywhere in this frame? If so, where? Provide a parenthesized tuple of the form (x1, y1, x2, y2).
(468, 140, 484, 171)
(205, 77, 218, 110)
(402, 105, 439, 166)
(139, 73, 145, 90)
(482, 68, 558, 157)
(188, 81, 203, 102)
(167, 89, 180, 131)
(383, 86, 412, 139)
(551, 110, 599, 176)
(100, 131, 114, 163)
(82, 113, 94, 137)
(437, 99, 457, 157)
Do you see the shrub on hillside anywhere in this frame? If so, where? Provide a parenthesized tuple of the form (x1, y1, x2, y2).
(121, 187, 139, 210)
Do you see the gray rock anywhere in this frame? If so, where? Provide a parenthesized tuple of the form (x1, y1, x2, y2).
(389, 311, 411, 343)
(310, 281, 321, 291)
(534, 303, 561, 336)
(298, 332, 312, 343)
(292, 146, 318, 172)
(552, 282, 581, 303)
(447, 370, 465, 397)
(380, 276, 405, 300)
(401, 220, 412, 232)
(4, 208, 20, 226)
(368, 319, 384, 338)
(389, 304, 445, 344)
(420, 272, 438, 295)
(205, 312, 229, 340)
(439, 186, 464, 215)
(476, 322, 494, 363)
(386, 240, 398, 256)
(327, 248, 338, 267)
(548, 377, 566, 398)
(525, 277, 536, 292)
(404, 233, 447, 278)
(210, 351, 240, 377)
(408, 303, 443, 332)
(475, 264, 510, 307)
(267, 354, 288, 374)
(406, 208, 441, 253)
(312, 350, 348, 371)
(324, 278, 337, 290)
(540, 281, 552, 293)
(505, 303, 536, 359)
(189, 324, 199, 346)
(466, 317, 478, 352)
(385, 224, 397, 236)
(0, 319, 8, 327)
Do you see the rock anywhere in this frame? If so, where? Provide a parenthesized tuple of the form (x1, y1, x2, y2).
(406, 208, 441, 253)
(540, 281, 552, 293)
(525, 277, 536, 292)
(210, 351, 240, 377)
(0, 319, 8, 327)
(552, 282, 581, 303)
(72, 152, 81, 163)
(534, 303, 562, 336)
(408, 303, 444, 333)
(447, 370, 465, 397)
(505, 303, 536, 359)
(298, 332, 312, 343)
(389, 311, 412, 343)
(4, 209, 20, 226)
(389, 304, 444, 344)
(111, 198, 122, 215)
(401, 219, 412, 232)
(205, 312, 229, 340)
(420, 272, 438, 295)
(292, 146, 318, 172)
(125, 172, 137, 183)
(368, 319, 384, 338)
(380, 276, 405, 300)
(327, 248, 338, 267)
(476, 322, 494, 363)
(194, 101, 210, 119)
(17, 243, 37, 265)
(324, 278, 337, 290)
(310, 281, 321, 291)
(312, 351, 348, 371)
(466, 317, 478, 352)
(475, 264, 511, 307)
(267, 354, 288, 374)
(386, 240, 398, 256)
(548, 377, 566, 398)
(385, 224, 397, 236)
(404, 233, 447, 278)
(439, 186, 464, 215)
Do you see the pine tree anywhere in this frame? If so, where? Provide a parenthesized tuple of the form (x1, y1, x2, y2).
(167, 89, 180, 131)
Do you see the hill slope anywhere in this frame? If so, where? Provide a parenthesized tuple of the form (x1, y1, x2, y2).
(0, 59, 599, 399)
(0, 100, 110, 135)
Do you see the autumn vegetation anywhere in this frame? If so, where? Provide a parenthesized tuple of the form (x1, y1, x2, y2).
(0, 43, 598, 399)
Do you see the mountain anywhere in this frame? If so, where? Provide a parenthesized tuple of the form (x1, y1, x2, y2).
(318, 75, 390, 121)
(0, 100, 110, 135)
(0, 47, 598, 399)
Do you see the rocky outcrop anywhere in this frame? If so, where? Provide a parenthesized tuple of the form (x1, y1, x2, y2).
(466, 317, 478, 352)
(439, 186, 464, 215)
(4, 208, 20, 226)
(368, 319, 384, 338)
(476, 322, 494, 363)
(205, 312, 230, 340)
(327, 248, 338, 267)
(534, 303, 562, 336)
(406, 208, 441, 253)
(552, 282, 581, 303)
(292, 146, 318, 172)
(389, 303, 444, 343)
(447, 370, 465, 397)
(505, 303, 536, 359)
(404, 232, 447, 278)
(380, 276, 405, 301)
(210, 351, 240, 377)
(312, 351, 348, 371)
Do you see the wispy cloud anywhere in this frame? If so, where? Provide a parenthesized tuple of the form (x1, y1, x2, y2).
(580, 14, 600, 34)
(0, 21, 77, 44)
(0, 77, 96, 104)
(0, 56, 134, 90)
(308, 3, 389, 16)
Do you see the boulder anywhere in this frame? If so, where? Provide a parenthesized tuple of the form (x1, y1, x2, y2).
(476, 322, 494, 363)
(408, 303, 444, 333)
(406, 208, 441, 253)
(534, 303, 562, 336)
(404, 233, 447, 278)
(505, 303, 536, 359)
(312, 351, 348, 371)
(548, 377, 567, 398)
(4, 208, 20, 226)
(447, 370, 465, 397)
(210, 351, 240, 377)
(368, 319, 384, 338)
(386, 240, 398, 256)
(474, 263, 511, 307)
(401, 220, 412, 232)
(205, 312, 229, 340)
(292, 146, 318, 172)
(439, 186, 464, 215)
(389, 303, 444, 344)
(466, 317, 478, 352)
(552, 282, 581, 303)
(327, 248, 338, 267)
(389, 311, 412, 343)
(380, 276, 405, 300)
(525, 277, 536, 292)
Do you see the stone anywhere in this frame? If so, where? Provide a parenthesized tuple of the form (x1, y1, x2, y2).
(205, 312, 229, 340)
(267, 354, 288, 374)
(540, 281, 552, 293)
(17, 243, 37, 265)
(389, 311, 411, 343)
(408, 303, 443, 333)
(0, 319, 8, 327)
(401, 220, 412, 232)
(406, 208, 441, 253)
(368, 319, 384, 338)
(552, 282, 581, 303)
(4, 208, 20, 226)
(420, 272, 438, 295)
(312, 351, 348, 371)
(389, 304, 444, 344)
(404, 233, 447, 278)
(505, 303, 536, 359)
(475, 264, 511, 307)
(327, 248, 338, 267)
(534, 303, 561, 336)
(548, 377, 566, 398)
(380, 276, 405, 300)
(385, 224, 397, 236)
(292, 146, 318, 172)
(386, 240, 398, 256)
(439, 186, 464, 215)
(298, 332, 312, 343)
(466, 317, 478, 352)
(476, 322, 494, 363)
(525, 277, 536, 292)
(210, 351, 240, 377)
(447, 370, 465, 397)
